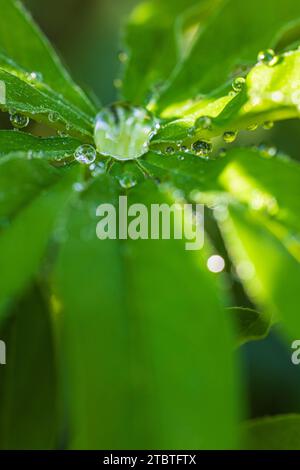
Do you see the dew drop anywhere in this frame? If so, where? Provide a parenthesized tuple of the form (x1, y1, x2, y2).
(74, 144, 97, 165)
(48, 112, 59, 123)
(27, 71, 43, 82)
(118, 173, 137, 189)
(10, 113, 29, 129)
(218, 148, 227, 158)
(258, 143, 277, 158)
(257, 49, 279, 66)
(263, 121, 274, 130)
(247, 123, 258, 131)
(72, 182, 85, 192)
(223, 131, 238, 143)
(118, 51, 128, 63)
(232, 77, 246, 92)
(177, 154, 185, 161)
(113, 79, 123, 89)
(192, 140, 212, 157)
(165, 146, 175, 154)
(195, 115, 212, 130)
(94, 103, 160, 161)
(91, 161, 106, 177)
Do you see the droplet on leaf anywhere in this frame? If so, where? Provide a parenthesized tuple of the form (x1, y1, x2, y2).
(118, 173, 137, 189)
(257, 49, 279, 66)
(10, 113, 29, 129)
(232, 77, 246, 92)
(192, 140, 212, 157)
(223, 131, 238, 143)
(74, 144, 97, 164)
(94, 103, 160, 161)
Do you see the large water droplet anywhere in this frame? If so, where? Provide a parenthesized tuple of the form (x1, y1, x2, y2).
(74, 144, 96, 164)
(257, 49, 279, 66)
(94, 103, 160, 161)
(10, 113, 29, 129)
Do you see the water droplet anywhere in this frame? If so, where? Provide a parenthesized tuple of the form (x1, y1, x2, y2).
(192, 140, 212, 157)
(257, 49, 279, 66)
(118, 173, 137, 189)
(223, 131, 238, 143)
(180, 145, 189, 153)
(113, 79, 123, 89)
(263, 121, 274, 130)
(232, 77, 246, 92)
(218, 148, 227, 158)
(258, 143, 277, 158)
(94, 103, 160, 161)
(247, 123, 258, 131)
(74, 144, 96, 164)
(187, 127, 196, 137)
(27, 71, 43, 82)
(48, 112, 59, 123)
(195, 115, 212, 130)
(10, 113, 29, 129)
(91, 161, 106, 177)
(118, 51, 128, 63)
(207, 255, 225, 273)
(177, 154, 185, 161)
(271, 91, 284, 103)
(236, 261, 255, 281)
(72, 182, 85, 192)
(165, 146, 175, 154)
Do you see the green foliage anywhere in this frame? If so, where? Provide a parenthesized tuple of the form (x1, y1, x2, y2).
(0, 0, 299, 450)
(242, 415, 300, 450)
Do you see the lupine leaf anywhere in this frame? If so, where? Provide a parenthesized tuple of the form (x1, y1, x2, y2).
(0, 131, 80, 160)
(121, 0, 220, 104)
(0, 63, 94, 140)
(0, 163, 79, 319)
(157, 0, 300, 111)
(152, 49, 300, 147)
(228, 307, 271, 346)
(53, 176, 238, 449)
(0, 285, 58, 449)
(0, 0, 96, 116)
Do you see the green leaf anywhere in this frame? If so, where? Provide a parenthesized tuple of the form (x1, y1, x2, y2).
(0, 163, 79, 319)
(242, 415, 300, 450)
(0, 0, 96, 116)
(219, 204, 300, 337)
(53, 176, 239, 449)
(219, 147, 300, 233)
(228, 307, 270, 346)
(0, 285, 58, 449)
(121, 0, 218, 104)
(0, 154, 61, 221)
(157, 0, 300, 111)
(152, 49, 300, 146)
(0, 62, 94, 140)
(0, 131, 80, 160)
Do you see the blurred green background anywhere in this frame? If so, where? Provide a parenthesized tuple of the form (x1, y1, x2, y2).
(5, 0, 300, 423)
